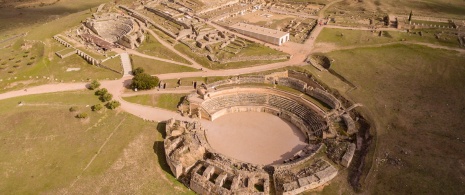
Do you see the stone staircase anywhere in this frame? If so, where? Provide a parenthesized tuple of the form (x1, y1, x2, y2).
(120, 53, 132, 76)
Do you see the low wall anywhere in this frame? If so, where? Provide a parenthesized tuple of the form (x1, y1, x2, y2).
(218, 54, 289, 64)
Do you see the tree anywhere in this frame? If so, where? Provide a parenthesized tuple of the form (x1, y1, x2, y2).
(69, 106, 78, 112)
(91, 104, 103, 111)
(99, 93, 113, 102)
(105, 101, 121, 110)
(75, 113, 88, 119)
(88, 80, 101, 90)
(130, 73, 159, 90)
(95, 88, 108, 96)
(132, 67, 145, 76)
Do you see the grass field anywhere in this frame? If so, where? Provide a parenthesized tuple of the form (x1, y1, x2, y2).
(311, 44, 465, 194)
(315, 28, 460, 48)
(130, 55, 199, 75)
(0, 39, 120, 93)
(123, 93, 188, 111)
(0, 0, 112, 39)
(137, 34, 191, 65)
(174, 42, 289, 70)
(0, 90, 192, 194)
(327, 0, 465, 20)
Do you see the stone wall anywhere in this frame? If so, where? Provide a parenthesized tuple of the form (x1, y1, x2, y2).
(145, 6, 190, 29)
(218, 54, 289, 64)
(277, 77, 307, 92)
(305, 88, 341, 109)
(119, 5, 177, 38)
(274, 159, 338, 195)
(341, 113, 357, 135)
(76, 49, 100, 65)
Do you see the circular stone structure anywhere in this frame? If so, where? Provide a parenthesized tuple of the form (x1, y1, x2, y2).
(203, 112, 307, 165)
(164, 74, 363, 195)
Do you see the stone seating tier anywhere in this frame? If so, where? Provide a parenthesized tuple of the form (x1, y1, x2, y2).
(200, 91, 325, 132)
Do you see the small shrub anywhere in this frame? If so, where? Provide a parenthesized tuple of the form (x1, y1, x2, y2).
(69, 106, 78, 112)
(105, 101, 121, 110)
(30, 56, 35, 60)
(27, 62, 33, 65)
(99, 93, 113, 102)
(8, 70, 14, 74)
(75, 113, 88, 119)
(88, 80, 101, 90)
(13, 65, 19, 68)
(94, 88, 108, 96)
(9, 57, 14, 60)
(15, 60, 21, 63)
(23, 55, 28, 58)
(91, 104, 103, 111)
(1, 62, 6, 65)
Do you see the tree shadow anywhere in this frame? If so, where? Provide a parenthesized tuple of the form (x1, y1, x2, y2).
(153, 122, 173, 175)
(122, 78, 133, 90)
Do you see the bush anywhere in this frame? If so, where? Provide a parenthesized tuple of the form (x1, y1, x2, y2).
(130, 73, 159, 90)
(27, 62, 33, 65)
(94, 88, 108, 96)
(91, 104, 103, 111)
(132, 67, 145, 76)
(99, 93, 113, 102)
(69, 106, 78, 112)
(88, 80, 101, 90)
(105, 101, 121, 110)
(75, 113, 88, 119)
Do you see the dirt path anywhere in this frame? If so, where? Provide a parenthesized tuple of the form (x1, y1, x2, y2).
(144, 27, 208, 70)
(124, 49, 198, 68)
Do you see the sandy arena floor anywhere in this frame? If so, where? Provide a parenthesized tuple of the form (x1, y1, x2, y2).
(202, 112, 307, 165)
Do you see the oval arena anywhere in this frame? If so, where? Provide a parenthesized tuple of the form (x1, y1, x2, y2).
(163, 70, 360, 195)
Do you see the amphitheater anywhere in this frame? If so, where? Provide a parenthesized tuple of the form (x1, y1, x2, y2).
(83, 13, 145, 49)
(164, 70, 360, 195)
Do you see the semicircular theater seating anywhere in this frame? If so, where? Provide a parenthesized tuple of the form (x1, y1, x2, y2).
(199, 87, 328, 139)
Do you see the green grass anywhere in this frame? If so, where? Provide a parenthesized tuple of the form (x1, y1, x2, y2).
(137, 33, 191, 65)
(100, 56, 123, 74)
(316, 28, 460, 48)
(130, 55, 199, 75)
(0, 39, 120, 93)
(0, 90, 192, 194)
(216, 41, 287, 59)
(123, 93, 188, 111)
(324, 44, 465, 194)
(174, 43, 214, 68)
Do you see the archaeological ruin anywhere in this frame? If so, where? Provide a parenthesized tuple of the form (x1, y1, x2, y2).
(164, 70, 367, 194)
